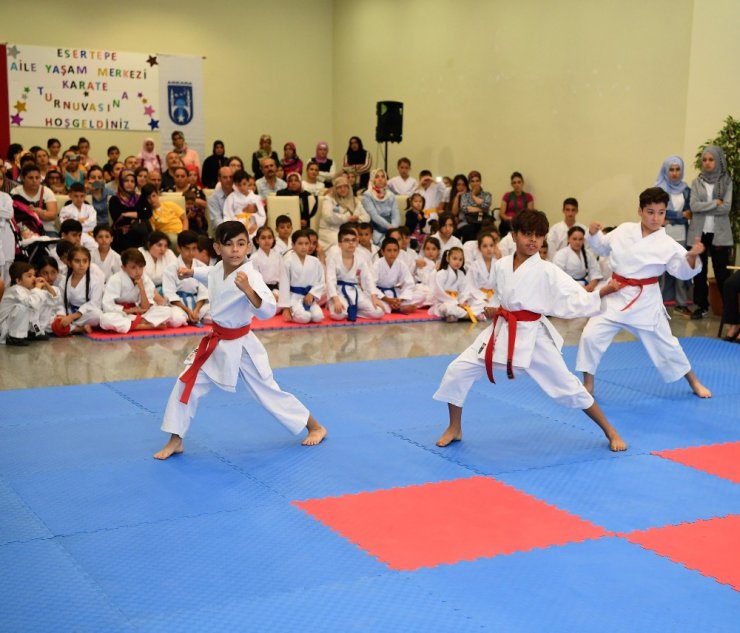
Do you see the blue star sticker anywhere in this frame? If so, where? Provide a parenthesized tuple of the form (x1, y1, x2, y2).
(7, 45, 20, 59)
(148, 118, 159, 130)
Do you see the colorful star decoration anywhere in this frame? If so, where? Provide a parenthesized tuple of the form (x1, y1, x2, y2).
(146, 55, 158, 66)
(14, 101, 27, 113)
(148, 119, 159, 130)
(144, 105, 155, 116)
(10, 113, 23, 126)
(7, 45, 20, 59)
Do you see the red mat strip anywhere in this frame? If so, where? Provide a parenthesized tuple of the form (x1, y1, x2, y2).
(295, 476, 608, 571)
(625, 515, 740, 591)
(83, 310, 441, 341)
(653, 442, 740, 484)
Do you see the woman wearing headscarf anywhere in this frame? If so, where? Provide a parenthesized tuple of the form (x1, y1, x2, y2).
(313, 141, 335, 184)
(655, 155, 692, 315)
(137, 138, 162, 173)
(201, 140, 229, 189)
(318, 174, 369, 249)
(109, 170, 150, 252)
(362, 169, 400, 245)
(251, 134, 280, 180)
(342, 136, 372, 189)
(281, 142, 303, 177)
(687, 145, 734, 319)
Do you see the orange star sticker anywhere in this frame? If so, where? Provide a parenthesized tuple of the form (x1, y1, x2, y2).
(14, 101, 27, 112)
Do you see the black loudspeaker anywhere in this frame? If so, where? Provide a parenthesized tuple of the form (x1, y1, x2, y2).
(376, 101, 403, 143)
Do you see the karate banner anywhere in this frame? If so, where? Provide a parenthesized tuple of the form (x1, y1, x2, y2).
(6, 44, 160, 131)
(157, 54, 204, 165)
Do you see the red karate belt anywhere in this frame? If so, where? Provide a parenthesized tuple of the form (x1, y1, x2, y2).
(119, 302, 143, 329)
(485, 307, 541, 383)
(179, 322, 251, 404)
(611, 272, 660, 311)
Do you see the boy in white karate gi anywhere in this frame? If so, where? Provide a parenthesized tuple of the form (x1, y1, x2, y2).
(434, 210, 627, 452)
(0, 261, 57, 345)
(278, 229, 325, 323)
(223, 169, 265, 240)
(59, 183, 96, 249)
(99, 248, 186, 333)
(546, 197, 586, 260)
(372, 237, 419, 314)
(154, 221, 326, 459)
(576, 187, 710, 398)
(326, 226, 385, 321)
(162, 230, 210, 325)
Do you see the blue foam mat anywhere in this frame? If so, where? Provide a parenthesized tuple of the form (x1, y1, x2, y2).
(1, 337, 738, 632)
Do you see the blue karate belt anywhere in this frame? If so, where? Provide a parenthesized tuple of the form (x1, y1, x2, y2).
(337, 280, 359, 321)
(69, 304, 80, 313)
(290, 286, 313, 311)
(155, 284, 163, 296)
(377, 285, 398, 298)
(575, 277, 588, 285)
(176, 290, 198, 311)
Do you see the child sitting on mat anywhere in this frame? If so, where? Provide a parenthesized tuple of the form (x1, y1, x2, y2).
(434, 210, 627, 452)
(576, 187, 710, 398)
(249, 226, 281, 298)
(99, 248, 187, 333)
(428, 246, 477, 323)
(139, 231, 177, 294)
(373, 237, 419, 314)
(154, 220, 326, 459)
(56, 245, 104, 335)
(326, 225, 385, 322)
(91, 224, 121, 281)
(0, 261, 57, 345)
(278, 229, 326, 323)
(162, 231, 210, 326)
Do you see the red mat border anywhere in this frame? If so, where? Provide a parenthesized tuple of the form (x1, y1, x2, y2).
(82, 310, 442, 341)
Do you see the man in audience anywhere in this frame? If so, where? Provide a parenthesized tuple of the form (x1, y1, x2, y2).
(256, 157, 286, 200)
(207, 165, 234, 228)
(160, 152, 183, 191)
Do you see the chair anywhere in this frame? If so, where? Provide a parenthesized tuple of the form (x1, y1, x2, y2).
(395, 194, 409, 215)
(265, 196, 301, 231)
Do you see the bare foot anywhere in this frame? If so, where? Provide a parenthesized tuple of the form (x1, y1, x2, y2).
(400, 304, 416, 314)
(608, 432, 628, 452)
(302, 424, 327, 446)
(582, 372, 594, 396)
(83, 324, 93, 334)
(686, 371, 712, 398)
(153, 434, 184, 460)
(445, 315, 457, 323)
(436, 427, 462, 447)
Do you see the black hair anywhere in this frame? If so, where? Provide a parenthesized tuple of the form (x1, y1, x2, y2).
(397, 157, 411, 167)
(563, 197, 579, 208)
(60, 219, 83, 235)
(439, 246, 465, 274)
(37, 255, 59, 272)
(197, 235, 217, 259)
(275, 214, 292, 228)
(9, 261, 33, 283)
(46, 138, 61, 149)
(140, 183, 157, 204)
(291, 229, 311, 244)
(147, 230, 170, 249)
(477, 231, 497, 247)
(177, 230, 199, 248)
(438, 211, 455, 228)
(511, 209, 549, 236)
(253, 225, 275, 249)
(68, 182, 85, 194)
(380, 237, 399, 251)
(567, 225, 586, 237)
(357, 222, 372, 232)
(511, 171, 524, 181)
(215, 221, 249, 244)
(56, 239, 75, 260)
(64, 245, 92, 309)
(232, 169, 250, 183)
(419, 169, 432, 178)
(396, 225, 410, 237)
(20, 163, 40, 179)
(107, 145, 120, 155)
(121, 247, 146, 267)
(338, 225, 359, 241)
(639, 187, 669, 209)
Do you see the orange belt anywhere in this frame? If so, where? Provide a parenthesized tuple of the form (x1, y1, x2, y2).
(179, 322, 251, 403)
(485, 307, 541, 382)
(447, 291, 477, 324)
(611, 273, 659, 311)
(480, 287, 494, 301)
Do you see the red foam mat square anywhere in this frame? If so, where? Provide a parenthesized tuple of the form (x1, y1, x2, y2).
(84, 325, 210, 341)
(654, 442, 740, 483)
(294, 476, 607, 571)
(625, 515, 740, 591)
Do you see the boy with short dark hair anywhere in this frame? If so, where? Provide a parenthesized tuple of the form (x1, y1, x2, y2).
(278, 229, 325, 323)
(546, 198, 585, 260)
(388, 157, 417, 196)
(373, 237, 419, 314)
(91, 224, 121, 281)
(434, 210, 627, 452)
(162, 230, 210, 325)
(0, 261, 56, 345)
(576, 187, 710, 398)
(274, 214, 293, 256)
(60, 182, 96, 248)
(154, 221, 326, 459)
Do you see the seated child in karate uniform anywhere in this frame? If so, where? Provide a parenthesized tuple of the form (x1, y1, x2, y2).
(139, 230, 177, 294)
(325, 226, 385, 321)
(56, 245, 104, 334)
(430, 212, 463, 262)
(393, 225, 418, 274)
(576, 187, 710, 398)
(372, 237, 419, 314)
(91, 224, 122, 281)
(466, 231, 499, 319)
(356, 221, 379, 266)
(433, 210, 627, 452)
(223, 169, 265, 240)
(278, 229, 326, 323)
(273, 215, 293, 256)
(35, 256, 65, 333)
(249, 226, 281, 298)
(428, 246, 477, 323)
(153, 221, 326, 460)
(195, 234, 218, 266)
(100, 248, 187, 333)
(0, 261, 57, 345)
(413, 236, 440, 307)
(60, 183, 97, 249)
(552, 226, 602, 292)
(162, 230, 210, 326)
